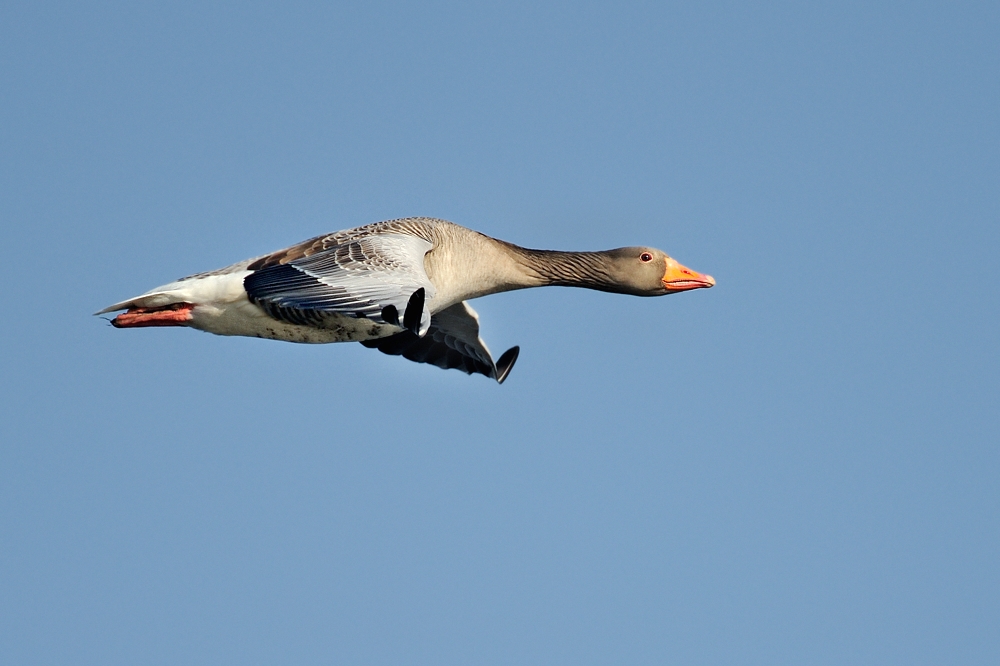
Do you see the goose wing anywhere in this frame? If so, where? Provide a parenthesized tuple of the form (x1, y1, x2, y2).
(361, 302, 519, 384)
(244, 232, 435, 335)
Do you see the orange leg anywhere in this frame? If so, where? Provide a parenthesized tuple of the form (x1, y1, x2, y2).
(112, 303, 195, 328)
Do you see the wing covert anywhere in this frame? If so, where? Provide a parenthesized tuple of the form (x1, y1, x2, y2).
(245, 233, 434, 334)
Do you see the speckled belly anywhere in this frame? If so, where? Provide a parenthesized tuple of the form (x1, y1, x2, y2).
(189, 297, 399, 344)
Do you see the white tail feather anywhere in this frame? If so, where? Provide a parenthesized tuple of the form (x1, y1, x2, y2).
(94, 291, 188, 315)
(95, 271, 252, 315)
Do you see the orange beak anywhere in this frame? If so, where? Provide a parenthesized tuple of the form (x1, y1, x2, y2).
(662, 259, 715, 292)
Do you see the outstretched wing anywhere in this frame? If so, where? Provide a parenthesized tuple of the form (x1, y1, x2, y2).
(244, 233, 435, 335)
(361, 302, 520, 384)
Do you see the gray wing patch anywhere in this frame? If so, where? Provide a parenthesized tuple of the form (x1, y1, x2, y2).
(361, 302, 520, 384)
(245, 233, 434, 334)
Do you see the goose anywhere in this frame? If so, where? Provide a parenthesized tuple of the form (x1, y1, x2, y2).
(98, 217, 715, 383)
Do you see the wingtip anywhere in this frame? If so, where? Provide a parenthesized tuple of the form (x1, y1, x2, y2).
(380, 304, 400, 326)
(495, 346, 520, 384)
(403, 287, 426, 335)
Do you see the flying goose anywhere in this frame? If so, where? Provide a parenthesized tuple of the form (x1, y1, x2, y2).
(98, 217, 715, 383)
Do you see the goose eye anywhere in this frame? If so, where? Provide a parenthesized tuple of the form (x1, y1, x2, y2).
(640, 252, 653, 262)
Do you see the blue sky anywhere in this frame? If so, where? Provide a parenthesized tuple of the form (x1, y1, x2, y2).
(1, 2, 997, 664)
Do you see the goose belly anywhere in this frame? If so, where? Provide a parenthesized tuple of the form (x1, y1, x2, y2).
(190, 296, 397, 343)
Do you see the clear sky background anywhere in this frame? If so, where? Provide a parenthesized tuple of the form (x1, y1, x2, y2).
(1, 2, 997, 664)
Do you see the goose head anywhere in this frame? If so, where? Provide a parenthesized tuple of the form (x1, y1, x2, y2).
(601, 247, 715, 296)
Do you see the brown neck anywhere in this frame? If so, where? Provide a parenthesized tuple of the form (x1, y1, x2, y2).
(498, 242, 626, 294)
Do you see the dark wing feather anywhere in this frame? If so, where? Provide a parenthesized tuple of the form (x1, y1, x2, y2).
(361, 302, 520, 383)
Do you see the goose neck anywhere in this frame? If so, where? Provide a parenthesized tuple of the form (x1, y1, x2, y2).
(500, 243, 622, 292)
